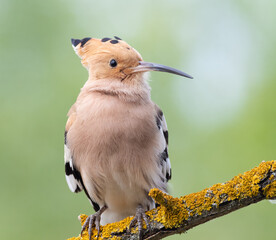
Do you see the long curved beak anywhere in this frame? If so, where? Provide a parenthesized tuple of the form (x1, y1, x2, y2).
(126, 61, 193, 79)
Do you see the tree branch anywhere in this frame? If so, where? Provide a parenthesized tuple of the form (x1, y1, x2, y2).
(67, 160, 276, 240)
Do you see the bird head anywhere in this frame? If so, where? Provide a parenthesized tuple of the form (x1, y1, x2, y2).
(71, 36, 193, 84)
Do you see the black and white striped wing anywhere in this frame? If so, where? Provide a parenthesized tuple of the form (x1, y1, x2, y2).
(64, 131, 84, 193)
(156, 107, 172, 182)
(64, 130, 100, 212)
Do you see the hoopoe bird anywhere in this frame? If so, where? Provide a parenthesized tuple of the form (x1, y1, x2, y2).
(65, 36, 192, 239)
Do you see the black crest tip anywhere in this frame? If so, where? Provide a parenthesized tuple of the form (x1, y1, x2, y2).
(80, 37, 91, 47)
(71, 38, 81, 47)
(101, 37, 111, 42)
(110, 39, 119, 44)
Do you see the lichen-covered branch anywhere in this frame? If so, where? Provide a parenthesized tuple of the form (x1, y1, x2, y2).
(67, 160, 276, 240)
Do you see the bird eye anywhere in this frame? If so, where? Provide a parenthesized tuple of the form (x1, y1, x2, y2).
(109, 59, 117, 68)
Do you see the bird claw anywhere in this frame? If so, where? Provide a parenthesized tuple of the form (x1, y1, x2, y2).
(81, 206, 107, 240)
(80, 213, 100, 240)
(128, 205, 151, 239)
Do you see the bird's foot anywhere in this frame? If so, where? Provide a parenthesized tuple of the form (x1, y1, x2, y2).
(81, 205, 107, 240)
(128, 204, 150, 239)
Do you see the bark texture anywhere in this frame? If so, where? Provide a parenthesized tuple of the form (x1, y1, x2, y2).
(67, 160, 276, 240)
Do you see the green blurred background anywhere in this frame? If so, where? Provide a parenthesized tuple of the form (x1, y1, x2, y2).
(0, 0, 275, 239)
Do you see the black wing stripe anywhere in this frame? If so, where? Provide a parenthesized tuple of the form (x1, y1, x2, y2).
(163, 130, 168, 145)
(64, 131, 68, 144)
(166, 169, 172, 181)
(156, 116, 161, 129)
(65, 162, 73, 175)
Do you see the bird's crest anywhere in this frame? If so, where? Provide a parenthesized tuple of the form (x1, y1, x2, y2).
(70, 36, 193, 81)
(71, 36, 140, 63)
(70, 36, 144, 80)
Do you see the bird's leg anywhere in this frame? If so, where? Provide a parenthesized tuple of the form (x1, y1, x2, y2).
(129, 204, 150, 239)
(81, 205, 107, 240)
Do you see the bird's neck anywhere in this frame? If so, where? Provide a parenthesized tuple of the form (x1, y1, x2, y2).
(80, 78, 151, 104)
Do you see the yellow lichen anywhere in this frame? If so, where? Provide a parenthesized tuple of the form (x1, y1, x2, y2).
(148, 160, 276, 229)
(148, 189, 188, 228)
(68, 160, 276, 239)
(263, 161, 276, 199)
